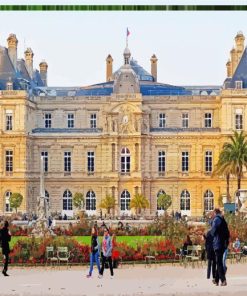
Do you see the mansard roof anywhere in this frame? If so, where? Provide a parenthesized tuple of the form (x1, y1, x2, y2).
(114, 58, 154, 82)
(0, 45, 45, 90)
(224, 47, 247, 88)
(34, 80, 191, 97)
(0, 46, 17, 89)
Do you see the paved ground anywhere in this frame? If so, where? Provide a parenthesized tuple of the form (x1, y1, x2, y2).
(0, 262, 246, 296)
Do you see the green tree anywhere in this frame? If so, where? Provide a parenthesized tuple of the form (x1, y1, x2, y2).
(9, 192, 23, 213)
(214, 131, 247, 206)
(99, 195, 116, 214)
(213, 146, 234, 203)
(130, 194, 149, 215)
(73, 192, 84, 210)
(157, 193, 172, 212)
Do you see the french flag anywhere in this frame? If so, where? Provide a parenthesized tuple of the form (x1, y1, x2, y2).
(127, 28, 130, 37)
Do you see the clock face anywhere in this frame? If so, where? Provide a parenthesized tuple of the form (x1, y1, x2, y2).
(123, 115, 129, 124)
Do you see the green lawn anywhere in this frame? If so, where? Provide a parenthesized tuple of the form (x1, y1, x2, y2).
(72, 236, 162, 248)
(10, 236, 162, 249)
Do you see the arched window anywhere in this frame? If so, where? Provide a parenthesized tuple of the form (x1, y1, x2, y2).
(180, 190, 190, 211)
(204, 190, 214, 211)
(86, 191, 96, 211)
(121, 147, 130, 174)
(45, 190, 49, 202)
(157, 189, 166, 210)
(120, 190, 131, 211)
(63, 190, 72, 210)
(5, 191, 12, 212)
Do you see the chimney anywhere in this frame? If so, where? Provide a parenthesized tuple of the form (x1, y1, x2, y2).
(7, 33, 18, 70)
(39, 60, 48, 86)
(230, 48, 238, 76)
(226, 59, 232, 78)
(106, 54, 113, 81)
(150, 54, 158, 82)
(235, 31, 245, 53)
(24, 47, 34, 79)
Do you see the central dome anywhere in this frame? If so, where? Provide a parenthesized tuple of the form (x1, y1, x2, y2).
(113, 64, 140, 94)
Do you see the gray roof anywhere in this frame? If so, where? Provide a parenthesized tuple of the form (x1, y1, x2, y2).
(0, 46, 16, 89)
(224, 47, 247, 88)
(0, 45, 45, 91)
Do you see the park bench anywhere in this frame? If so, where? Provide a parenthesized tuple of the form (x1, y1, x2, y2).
(184, 245, 202, 268)
(145, 255, 156, 267)
(57, 247, 71, 268)
(45, 246, 58, 267)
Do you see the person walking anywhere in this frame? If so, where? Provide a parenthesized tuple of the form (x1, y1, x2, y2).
(204, 230, 216, 282)
(0, 221, 11, 276)
(86, 225, 101, 278)
(210, 208, 229, 286)
(98, 228, 114, 279)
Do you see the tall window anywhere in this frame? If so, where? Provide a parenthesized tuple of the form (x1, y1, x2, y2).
(158, 151, 165, 174)
(205, 151, 212, 173)
(5, 150, 13, 172)
(67, 113, 74, 128)
(182, 113, 189, 128)
(235, 110, 243, 130)
(63, 190, 72, 210)
(45, 190, 49, 204)
(90, 113, 97, 129)
(120, 190, 131, 211)
(182, 151, 189, 172)
(44, 113, 52, 128)
(157, 189, 165, 210)
(159, 113, 166, 128)
(204, 113, 212, 128)
(121, 147, 130, 174)
(6, 111, 13, 131)
(86, 191, 96, 211)
(204, 190, 214, 211)
(87, 151, 95, 174)
(64, 152, 71, 172)
(180, 190, 190, 211)
(41, 151, 48, 172)
(5, 191, 12, 212)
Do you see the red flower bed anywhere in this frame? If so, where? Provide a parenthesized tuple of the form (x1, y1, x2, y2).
(9, 225, 28, 236)
(10, 237, 177, 264)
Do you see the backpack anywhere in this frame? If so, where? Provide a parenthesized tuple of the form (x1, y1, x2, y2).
(218, 216, 230, 248)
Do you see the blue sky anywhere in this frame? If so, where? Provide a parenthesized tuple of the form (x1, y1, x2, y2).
(1, 11, 247, 87)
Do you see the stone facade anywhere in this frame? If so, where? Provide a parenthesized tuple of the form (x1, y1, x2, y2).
(1, 32, 247, 217)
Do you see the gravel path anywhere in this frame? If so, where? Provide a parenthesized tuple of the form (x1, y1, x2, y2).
(0, 263, 246, 295)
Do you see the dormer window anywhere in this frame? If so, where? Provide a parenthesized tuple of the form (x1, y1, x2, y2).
(235, 81, 243, 89)
(6, 81, 13, 90)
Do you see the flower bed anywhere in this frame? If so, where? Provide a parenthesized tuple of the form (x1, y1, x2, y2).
(9, 224, 28, 236)
(10, 236, 176, 264)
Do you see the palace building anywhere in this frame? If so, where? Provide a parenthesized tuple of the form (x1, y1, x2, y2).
(0, 32, 247, 217)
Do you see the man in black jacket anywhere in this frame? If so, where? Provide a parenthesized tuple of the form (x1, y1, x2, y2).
(0, 221, 11, 276)
(210, 208, 229, 286)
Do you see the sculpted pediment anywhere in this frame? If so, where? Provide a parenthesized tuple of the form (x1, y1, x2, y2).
(105, 103, 142, 134)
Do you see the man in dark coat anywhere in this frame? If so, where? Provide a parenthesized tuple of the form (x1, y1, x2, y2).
(0, 221, 11, 276)
(210, 208, 228, 286)
(204, 230, 216, 281)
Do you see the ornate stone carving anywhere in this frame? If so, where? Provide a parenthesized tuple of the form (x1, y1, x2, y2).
(119, 105, 136, 134)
